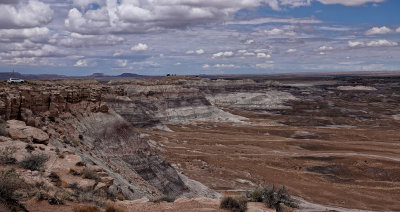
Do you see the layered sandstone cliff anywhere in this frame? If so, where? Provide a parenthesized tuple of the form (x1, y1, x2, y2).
(0, 77, 290, 202)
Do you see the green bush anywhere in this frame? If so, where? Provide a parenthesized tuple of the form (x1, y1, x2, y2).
(220, 196, 247, 212)
(249, 188, 263, 202)
(19, 154, 48, 171)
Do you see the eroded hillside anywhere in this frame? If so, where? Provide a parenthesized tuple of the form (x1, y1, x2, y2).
(0, 75, 399, 211)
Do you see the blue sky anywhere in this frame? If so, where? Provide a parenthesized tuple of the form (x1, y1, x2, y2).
(0, 0, 399, 76)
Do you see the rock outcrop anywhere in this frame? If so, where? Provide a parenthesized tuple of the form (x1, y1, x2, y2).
(0, 77, 291, 203)
(70, 111, 188, 199)
(6, 120, 49, 144)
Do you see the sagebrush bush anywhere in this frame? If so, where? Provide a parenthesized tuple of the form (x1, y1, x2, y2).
(261, 185, 298, 211)
(0, 168, 29, 212)
(19, 154, 48, 171)
(249, 188, 263, 202)
(25, 144, 35, 152)
(49, 171, 61, 183)
(220, 196, 247, 212)
(0, 119, 6, 136)
(82, 168, 101, 182)
(76, 161, 86, 166)
(70, 168, 81, 176)
(0, 146, 17, 165)
(48, 196, 64, 205)
(0, 168, 24, 202)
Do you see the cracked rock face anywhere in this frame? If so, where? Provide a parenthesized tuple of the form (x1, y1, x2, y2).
(0, 78, 292, 202)
(6, 120, 49, 144)
(71, 111, 188, 198)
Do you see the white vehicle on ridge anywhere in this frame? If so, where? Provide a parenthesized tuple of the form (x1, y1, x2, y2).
(7, 78, 25, 83)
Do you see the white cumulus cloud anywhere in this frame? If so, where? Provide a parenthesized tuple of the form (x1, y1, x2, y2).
(212, 51, 234, 58)
(316, 0, 384, 6)
(214, 64, 238, 68)
(286, 48, 297, 53)
(196, 49, 205, 55)
(366, 40, 398, 47)
(318, 46, 333, 51)
(257, 53, 271, 59)
(131, 43, 148, 51)
(348, 40, 398, 48)
(365, 26, 392, 35)
(64, 0, 285, 34)
(0, 0, 53, 29)
(0, 27, 50, 42)
(186, 49, 204, 55)
(116, 59, 128, 67)
(74, 59, 88, 67)
(348, 41, 365, 48)
(244, 39, 254, 45)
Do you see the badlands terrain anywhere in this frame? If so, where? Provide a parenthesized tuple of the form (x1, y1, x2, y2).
(0, 74, 399, 211)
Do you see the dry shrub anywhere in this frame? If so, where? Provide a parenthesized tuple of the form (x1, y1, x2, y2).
(76, 161, 86, 166)
(0, 168, 24, 201)
(19, 154, 48, 171)
(48, 196, 64, 205)
(70, 168, 81, 176)
(0, 147, 17, 165)
(25, 144, 35, 153)
(261, 185, 298, 211)
(74, 205, 100, 212)
(82, 168, 101, 182)
(248, 188, 263, 202)
(49, 172, 61, 182)
(0, 119, 5, 136)
(220, 196, 247, 212)
(0, 168, 28, 212)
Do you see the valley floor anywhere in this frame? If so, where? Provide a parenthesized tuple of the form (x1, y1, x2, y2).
(141, 76, 400, 211)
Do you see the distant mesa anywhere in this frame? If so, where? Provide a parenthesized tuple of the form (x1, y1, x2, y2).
(0, 72, 149, 80)
(88, 72, 147, 78)
(89, 73, 107, 78)
(118, 73, 143, 78)
(0, 72, 68, 80)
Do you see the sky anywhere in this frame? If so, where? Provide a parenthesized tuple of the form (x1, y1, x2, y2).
(0, 0, 399, 76)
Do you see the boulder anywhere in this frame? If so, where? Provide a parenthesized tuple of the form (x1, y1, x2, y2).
(78, 179, 97, 190)
(94, 182, 108, 191)
(101, 176, 114, 187)
(7, 120, 49, 144)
